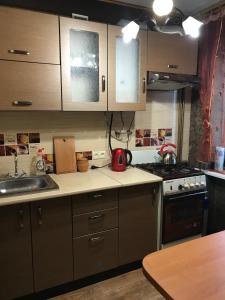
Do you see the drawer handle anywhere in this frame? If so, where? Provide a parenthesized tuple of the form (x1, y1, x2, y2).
(38, 206, 43, 225)
(102, 75, 106, 92)
(88, 214, 105, 222)
(18, 209, 24, 229)
(89, 236, 105, 244)
(168, 64, 178, 69)
(92, 194, 103, 199)
(12, 100, 32, 107)
(8, 49, 30, 55)
(142, 77, 146, 94)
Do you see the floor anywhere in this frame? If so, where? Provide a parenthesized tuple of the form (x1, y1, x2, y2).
(51, 269, 164, 300)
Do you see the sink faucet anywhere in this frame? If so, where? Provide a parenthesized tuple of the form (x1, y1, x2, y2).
(12, 151, 18, 177)
(11, 152, 26, 178)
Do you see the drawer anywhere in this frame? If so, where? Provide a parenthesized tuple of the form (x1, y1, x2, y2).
(72, 189, 118, 215)
(73, 208, 118, 237)
(74, 229, 118, 279)
(0, 7, 59, 64)
(0, 61, 61, 111)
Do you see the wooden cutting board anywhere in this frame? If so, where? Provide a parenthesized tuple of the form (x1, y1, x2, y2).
(54, 137, 77, 174)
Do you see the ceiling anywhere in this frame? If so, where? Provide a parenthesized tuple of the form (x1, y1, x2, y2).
(116, 0, 223, 15)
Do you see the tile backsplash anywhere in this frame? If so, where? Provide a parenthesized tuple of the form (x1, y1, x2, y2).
(0, 91, 190, 175)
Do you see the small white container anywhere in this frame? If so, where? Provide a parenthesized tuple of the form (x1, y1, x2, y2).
(215, 147, 225, 171)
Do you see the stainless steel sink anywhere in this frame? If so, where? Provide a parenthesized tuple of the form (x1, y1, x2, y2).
(0, 175, 59, 196)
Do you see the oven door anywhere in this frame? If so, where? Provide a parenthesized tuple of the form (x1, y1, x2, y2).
(162, 191, 207, 244)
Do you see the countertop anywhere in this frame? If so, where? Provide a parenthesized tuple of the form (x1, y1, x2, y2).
(0, 167, 162, 206)
(143, 231, 225, 300)
(205, 170, 225, 180)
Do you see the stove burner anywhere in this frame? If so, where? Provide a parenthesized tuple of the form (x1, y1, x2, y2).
(136, 162, 203, 180)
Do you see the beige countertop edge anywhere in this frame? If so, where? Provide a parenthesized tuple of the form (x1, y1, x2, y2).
(205, 170, 225, 180)
(0, 167, 162, 207)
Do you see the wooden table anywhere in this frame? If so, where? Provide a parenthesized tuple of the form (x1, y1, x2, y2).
(143, 231, 225, 300)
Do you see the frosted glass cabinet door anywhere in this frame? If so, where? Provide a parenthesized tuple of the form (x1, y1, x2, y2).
(60, 17, 107, 111)
(108, 25, 147, 111)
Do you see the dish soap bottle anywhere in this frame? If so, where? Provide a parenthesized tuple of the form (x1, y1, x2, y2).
(36, 148, 46, 175)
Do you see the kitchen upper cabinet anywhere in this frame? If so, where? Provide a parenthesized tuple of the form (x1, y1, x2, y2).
(0, 204, 33, 300)
(108, 25, 147, 111)
(119, 184, 159, 265)
(60, 17, 108, 111)
(31, 197, 73, 291)
(0, 60, 61, 110)
(0, 6, 60, 64)
(148, 31, 198, 75)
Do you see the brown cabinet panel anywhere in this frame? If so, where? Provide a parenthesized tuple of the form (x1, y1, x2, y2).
(0, 7, 60, 64)
(72, 189, 118, 215)
(148, 31, 198, 75)
(74, 229, 118, 279)
(119, 184, 158, 265)
(73, 208, 118, 237)
(31, 197, 73, 291)
(0, 60, 61, 111)
(0, 204, 33, 300)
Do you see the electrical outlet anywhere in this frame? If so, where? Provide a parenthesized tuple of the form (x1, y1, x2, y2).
(99, 151, 106, 159)
(92, 151, 100, 160)
(92, 151, 106, 160)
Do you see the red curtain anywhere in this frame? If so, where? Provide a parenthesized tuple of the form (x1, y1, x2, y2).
(198, 18, 222, 162)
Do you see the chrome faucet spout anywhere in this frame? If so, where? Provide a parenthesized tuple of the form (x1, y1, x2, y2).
(11, 151, 18, 177)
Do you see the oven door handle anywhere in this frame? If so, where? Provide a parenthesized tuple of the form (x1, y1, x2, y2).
(167, 191, 207, 201)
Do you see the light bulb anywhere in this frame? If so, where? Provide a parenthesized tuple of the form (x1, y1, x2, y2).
(121, 21, 140, 43)
(153, 0, 173, 17)
(182, 17, 203, 38)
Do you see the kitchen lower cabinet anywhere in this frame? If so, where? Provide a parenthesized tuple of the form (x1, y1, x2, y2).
(207, 177, 225, 234)
(74, 229, 118, 279)
(119, 184, 159, 265)
(0, 204, 33, 300)
(31, 197, 73, 291)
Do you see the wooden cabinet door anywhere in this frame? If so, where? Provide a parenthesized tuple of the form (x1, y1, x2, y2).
(0, 204, 33, 300)
(0, 7, 60, 64)
(60, 17, 107, 111)
(108, 25, 147, 111)
(119, 184, 159, 265)
(31, 197, 73, 291)
(148, 31, 198, 75)
(0, 60, 61, 110)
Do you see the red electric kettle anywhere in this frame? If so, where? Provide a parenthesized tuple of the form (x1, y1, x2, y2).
(111, 148, 132, 172)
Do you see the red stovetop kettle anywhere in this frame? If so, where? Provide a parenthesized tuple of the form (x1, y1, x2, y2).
(111, 148, 132, 172)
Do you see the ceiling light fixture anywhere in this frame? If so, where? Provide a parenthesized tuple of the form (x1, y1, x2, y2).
(182, 16, 203, 38)
(152, 0, 174, 17)
(121, 21, 140, 43)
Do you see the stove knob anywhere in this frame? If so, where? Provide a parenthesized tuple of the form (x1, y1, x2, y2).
(184, 183, 189, 189)
(195, 183, 200, 187)
(178, 184, 183, 190)
(201, 182, 206, 186)
(190, 183, 195, 188)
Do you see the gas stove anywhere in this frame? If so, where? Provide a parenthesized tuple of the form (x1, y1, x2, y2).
(136, 162, 206, 195)
(136, 162, 203, 180)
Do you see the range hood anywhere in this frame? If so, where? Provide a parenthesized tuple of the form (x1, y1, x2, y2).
(147, 72, 200, 91)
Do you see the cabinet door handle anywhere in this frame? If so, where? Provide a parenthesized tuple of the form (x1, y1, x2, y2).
(142, 77, 146, 94)
(8, 49, 30, 55)
(168, 64, 178, 69)
(18, 209, 24, 229)
(38, 207, 43, 225)
(92, 194, 103, 199)
(102, 75, 106, 92)
(152, 187, 156, 207)
(12, 100, 32, 106)
(88, 214, 105, 222)
(89, 236, 105, 244)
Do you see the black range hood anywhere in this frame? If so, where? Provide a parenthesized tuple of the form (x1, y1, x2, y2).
(147, 72, 200, 91)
